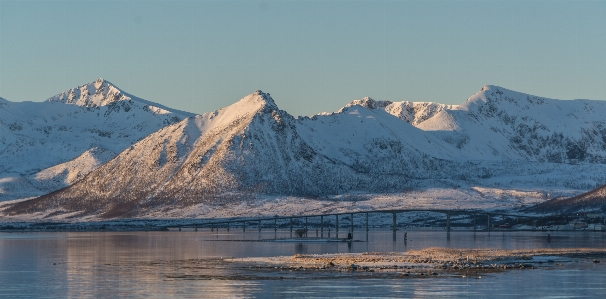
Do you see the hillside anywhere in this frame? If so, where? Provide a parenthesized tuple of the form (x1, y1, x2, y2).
(529, 183, 606, 213)
(5, 85, 606, 218)
(0, 78, 193, 200)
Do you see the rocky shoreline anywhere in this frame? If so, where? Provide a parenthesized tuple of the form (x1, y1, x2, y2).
(224, 248, 606, 277)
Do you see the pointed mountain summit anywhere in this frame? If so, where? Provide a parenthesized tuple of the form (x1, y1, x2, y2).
(47, 78, 195, 117)
(6, 90, 342, 217)
(47, 78, 129, 107)
(214, 90, 279, 121)
(0, 78, 195, 201)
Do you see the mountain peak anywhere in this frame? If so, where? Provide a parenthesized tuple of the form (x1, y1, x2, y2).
(230, 90, 279, 114)
(481, 85, 499, 92)
(254, 90, 278, 110)
(44, 79, 195, 117)
(466, 84, 554, 105)
(345, 96, 392, 110)
(47, 78, 127, 107)
(93, 78, 110, 89)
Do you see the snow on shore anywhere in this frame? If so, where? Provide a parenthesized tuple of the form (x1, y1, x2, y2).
(227, 247, 606, 273)
(0, 186, 582, 222)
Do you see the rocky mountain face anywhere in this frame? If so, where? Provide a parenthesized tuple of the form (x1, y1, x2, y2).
(348, 85, 606, 164)
(0, 79, 193, 200)
(5, 84, 606, 218)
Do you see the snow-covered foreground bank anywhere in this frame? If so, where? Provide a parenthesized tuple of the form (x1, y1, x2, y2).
(0, 186, 583, 222)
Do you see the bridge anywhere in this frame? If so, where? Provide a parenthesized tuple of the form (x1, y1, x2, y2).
(166, 209, 544, 240)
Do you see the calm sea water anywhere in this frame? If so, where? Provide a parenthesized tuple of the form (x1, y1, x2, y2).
(1, 229, 606, 298)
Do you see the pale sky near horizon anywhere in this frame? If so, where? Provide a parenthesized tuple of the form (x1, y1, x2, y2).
(1, 0, 605, 116)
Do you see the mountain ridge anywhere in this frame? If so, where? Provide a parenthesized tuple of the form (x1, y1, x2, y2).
(5, 82, 606, 218)
(47, 78, 196, 117)
(0, 79, 194, 201)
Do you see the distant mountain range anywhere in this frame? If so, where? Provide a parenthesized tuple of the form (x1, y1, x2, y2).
(3, 80, 606, 218)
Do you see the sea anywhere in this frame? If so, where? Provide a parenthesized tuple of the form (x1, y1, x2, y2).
(1, 229, 605, 298)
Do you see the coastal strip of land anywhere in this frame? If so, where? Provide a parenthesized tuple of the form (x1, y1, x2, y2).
(225, 247, 606, 275)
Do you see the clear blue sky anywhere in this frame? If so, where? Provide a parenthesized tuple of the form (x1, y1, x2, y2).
(1, 0, 605, 116)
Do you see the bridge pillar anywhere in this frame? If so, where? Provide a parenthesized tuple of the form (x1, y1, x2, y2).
(336, 214, 339, 238)
(290, 218, 293, 238)
(350, 213, 354, 233)
(211, 223, 214, 232)
(258, 220, 261, 232)
(321, 215, 324, 237)
(392, 212, 397, 241)
(487, 215, 490, 232)
(243, 221, 246, 232)
(366, 213, 369, 232)
(392, 212, 397, 232)
(305, 217, 308, 237)
(473, 213, 476, 232)
(227, 222, 230, 232)
(274, 218, 277, 232)
(446, 212, 451, 232)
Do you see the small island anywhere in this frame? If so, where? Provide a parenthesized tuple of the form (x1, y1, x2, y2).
(221, 247, 606, 278)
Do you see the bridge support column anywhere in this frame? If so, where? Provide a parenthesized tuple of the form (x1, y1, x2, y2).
(350, 213, 354, 233)
(259, 220, 261, 232)
(487, 215, 490, 232)
(243, 221, 246, 232)
(336, 214, 339, 238)
(290, 218, 293, 238)
(305, 217, 308, 237)
(321, 215, 324, 237)
(446, 212, 451, 232)
(392, 212, 397, 241)
(366, 212, 369, 242)
(211, 223, 214, 232)
(227, 222, 230, 232)
(473, 213, 476, 232)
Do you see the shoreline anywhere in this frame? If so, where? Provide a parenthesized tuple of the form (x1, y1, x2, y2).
(220, 247, 606, 278)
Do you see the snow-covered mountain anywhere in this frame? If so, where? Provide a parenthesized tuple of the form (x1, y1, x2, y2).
(347, 86, 606, 163)
(0, 78, 194, 200)
(6, 85, 606, 218)
(529, 183, 606, 213)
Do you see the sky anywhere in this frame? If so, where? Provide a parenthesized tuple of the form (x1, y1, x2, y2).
(1, 0, 605, 117)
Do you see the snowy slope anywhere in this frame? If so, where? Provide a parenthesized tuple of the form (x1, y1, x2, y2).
(5, 84, 606, 218)
(0, 79, 193, 200)
(47, 78, 194, 116)
(530, 182, 606, 213)
(345, 86, 606, 163)
(5, 91, 352, 217)
(4, 86, 606, 218)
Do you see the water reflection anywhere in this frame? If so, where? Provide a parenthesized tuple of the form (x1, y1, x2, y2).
(1, 230, 606, 298)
